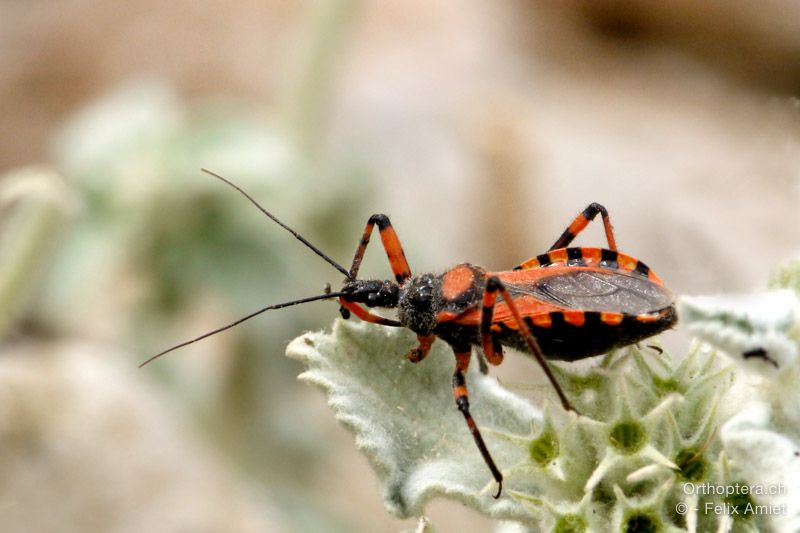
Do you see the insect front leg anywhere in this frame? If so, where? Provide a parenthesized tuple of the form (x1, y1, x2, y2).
(339, 214, 412, 323)
(338, 299, 402, 326)
(348, 214, 412, 282)
(452, 349, 503, 498)
(407, 334, 436, 363)
(484, 276, 577, 413)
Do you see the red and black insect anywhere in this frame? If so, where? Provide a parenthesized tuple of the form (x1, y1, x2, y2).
(144, 170, 677, 498)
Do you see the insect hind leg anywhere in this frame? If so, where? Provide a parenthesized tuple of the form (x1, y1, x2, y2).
(484, 276, 576, 413)
(549, 202, 616, 251)
(515, 203, 617, 271)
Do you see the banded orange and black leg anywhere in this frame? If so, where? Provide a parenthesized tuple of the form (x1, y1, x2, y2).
(340, 214, 412, 324)
(408, 334, 436, 363)
(550, 202, 617, 251)
(515, 203, 617, 270)
(347, 214, 412, 282)
(338, 299, 402, 326)
(452, 350, 503, 498)
(484, 276, 576, 413)
(478, 279, 504, 366)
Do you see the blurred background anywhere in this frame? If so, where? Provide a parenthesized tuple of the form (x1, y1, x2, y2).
(2, 1, 800, 531)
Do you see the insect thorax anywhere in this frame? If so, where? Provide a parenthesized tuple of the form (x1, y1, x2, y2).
(398, 274, 444, 336)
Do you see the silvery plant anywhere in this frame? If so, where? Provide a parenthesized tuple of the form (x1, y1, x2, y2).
(287, 261, 800, 532)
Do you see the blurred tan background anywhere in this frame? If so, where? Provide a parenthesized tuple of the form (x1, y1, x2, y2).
(2, 1, 800, 532)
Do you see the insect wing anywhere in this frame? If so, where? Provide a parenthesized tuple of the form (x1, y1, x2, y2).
(501, 268, 673, 315)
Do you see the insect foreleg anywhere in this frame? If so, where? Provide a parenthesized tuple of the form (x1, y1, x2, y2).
(452, 349, 503, 498)
(348, 214, 412, 282)
(407, 334, 436, 363)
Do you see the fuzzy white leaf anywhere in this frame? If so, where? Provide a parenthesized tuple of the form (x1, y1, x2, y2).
(720, 401, 800, 530)
(286, 319, 541, 520)
(677, 291, 800, 373)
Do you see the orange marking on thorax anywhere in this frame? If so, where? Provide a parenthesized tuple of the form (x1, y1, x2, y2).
(442, 265, 475, 300)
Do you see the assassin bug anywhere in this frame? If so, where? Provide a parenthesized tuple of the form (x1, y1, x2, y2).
(143, 169, 677, 498)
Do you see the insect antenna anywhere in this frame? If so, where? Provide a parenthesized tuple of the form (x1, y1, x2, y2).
(201, 168, 352, 279)
(140, 291, 347, 367)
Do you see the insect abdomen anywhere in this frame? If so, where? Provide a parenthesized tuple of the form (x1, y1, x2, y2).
(496, 307, 676, 361)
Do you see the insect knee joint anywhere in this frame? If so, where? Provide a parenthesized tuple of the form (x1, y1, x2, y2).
(368, 214, 391, 229)
(456, 395, 469, 413)
(585, 202, 608, 219)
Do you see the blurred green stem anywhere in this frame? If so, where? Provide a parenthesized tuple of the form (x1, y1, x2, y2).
(0, 167, 70, 340)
